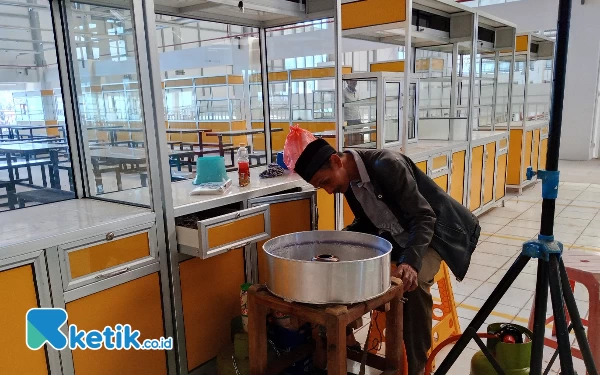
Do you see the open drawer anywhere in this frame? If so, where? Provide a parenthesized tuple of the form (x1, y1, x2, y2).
(176, 204, 271, 259)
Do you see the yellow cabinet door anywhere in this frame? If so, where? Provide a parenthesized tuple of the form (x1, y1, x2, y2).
(507, 129, 523, 185)
(496, 153, 508, 200)
(539, 138, 548, 170)
(450, 151, 466, 204)
(483, 142, 497, 205)
(524, 130, 533, 180)
(180, 250, 245, 371)
(416, 161, 427, 173)
(532, 128, 540, 172)
(0, 265, 49, 375)
(469, 146, 484, 212)
(257, 197, 313, 284)
(434, 175, 449, 192)
(66, 272, 167, 375)
(317, 188, 335, 231)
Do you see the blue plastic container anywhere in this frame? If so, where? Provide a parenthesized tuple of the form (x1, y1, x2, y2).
(193, 156, 228, 185)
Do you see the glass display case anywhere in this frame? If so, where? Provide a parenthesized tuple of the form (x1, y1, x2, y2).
(313, 90, 335, 120)
(12, 91, 44, 123)
(342, 72, 409, 149)
(248, 71, 289, 153)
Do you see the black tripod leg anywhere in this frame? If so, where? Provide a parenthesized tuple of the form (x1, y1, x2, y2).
(531, 258, 550, 374)
(548, 254, 575, 375)
(559, 258, 599, 375)
(434, 254, 530, 374)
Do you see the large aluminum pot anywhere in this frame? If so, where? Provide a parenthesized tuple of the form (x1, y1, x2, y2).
(262, 231, 392, 304)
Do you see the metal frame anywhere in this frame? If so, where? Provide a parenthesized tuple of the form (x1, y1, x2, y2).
(259, 27, 273, 163)
(247, 190, 317, 283)
(0, 250, 62, 375)
(334, 0, 344, 231)
(50, 0, 85, 198)
(57, 222, 157, 291)
(177, 204, 271, 259)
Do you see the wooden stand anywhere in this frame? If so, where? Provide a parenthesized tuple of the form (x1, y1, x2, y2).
(248, 279, 404, 375)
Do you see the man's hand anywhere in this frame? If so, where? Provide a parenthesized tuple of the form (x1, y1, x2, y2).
(393, 263, 419, 292)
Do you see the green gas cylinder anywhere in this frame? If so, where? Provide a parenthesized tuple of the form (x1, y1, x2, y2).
(470, 323, 532, 375)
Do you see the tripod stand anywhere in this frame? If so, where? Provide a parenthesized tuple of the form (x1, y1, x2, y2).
(434, 0, 598, 373)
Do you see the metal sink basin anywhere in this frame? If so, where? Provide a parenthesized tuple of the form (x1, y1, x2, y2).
(263, 231, 392, 304)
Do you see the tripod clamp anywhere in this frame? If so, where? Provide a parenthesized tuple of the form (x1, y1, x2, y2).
(526, 167, 560, 199)
(524, 167, 563, 260)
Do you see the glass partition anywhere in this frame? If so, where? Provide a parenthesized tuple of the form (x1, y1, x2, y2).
(342, 78, 377, 148)
(527, 57, 553, 123)
(265, 19, 336, 153)
(385, 82, 401, 144)
(0, 0, 75, 212)
(511, 57, 527, 125)
(155, 16, 262, 179)
(495, 57, 512, 126)
(67, 3, 149, 206)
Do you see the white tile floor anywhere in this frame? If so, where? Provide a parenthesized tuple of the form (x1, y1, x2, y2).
(351, 181, 600, 374)
(430, 181, 600, 375)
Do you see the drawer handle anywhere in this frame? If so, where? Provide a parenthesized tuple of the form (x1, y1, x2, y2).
(106, 232, 115, 241)
(95, 267, 130, 280)
(235, 213, 241, 219)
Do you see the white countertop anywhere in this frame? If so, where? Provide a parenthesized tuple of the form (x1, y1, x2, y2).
(471, 130, 508, 143)
(0, 199, 154, 259)
(403, 140, 469, 160)
(100, 166, 312, 217)
(172, 168, 311, 217)
(487, 120, 548, 130)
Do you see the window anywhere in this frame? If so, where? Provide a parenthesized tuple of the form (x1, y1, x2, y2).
(0, 0, 75, 212)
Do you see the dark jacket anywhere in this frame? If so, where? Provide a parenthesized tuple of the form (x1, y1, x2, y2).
(344, 149, 480, 281)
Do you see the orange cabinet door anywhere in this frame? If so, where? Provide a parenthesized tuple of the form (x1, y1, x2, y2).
(483, 142, 497, 205)
(539, 138, 548, 170)
(469, 146, 484, 212)
(523, 130, 533, 182)
(496, 153, 508, 200)
(66, 272, 167, 375)
(434, 175, 449, 193)
(532, 128, 540, 172)
(507, 129, 523, 186)
(450, 151, 466, 204)
(0, 264, 49, 375)
(180, 251, 245, 372)
(255, 196, 313, 284)
(317, 188, 335, 231)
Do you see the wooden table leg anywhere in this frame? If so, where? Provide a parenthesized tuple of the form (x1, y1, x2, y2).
(248, 290, 269, 375)
(385, 288, 404, 374)
(326, 315, 347, 375)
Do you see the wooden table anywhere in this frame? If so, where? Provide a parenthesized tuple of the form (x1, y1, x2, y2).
(0, 124, 66, 140)
(206, 128, 283, 157)
(0, 142, 68, 189)
(248, 279, 404, 375)
(87, 126, 144, 146)
(165, 128, 212, 149)
(89, 146, 194, 191)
